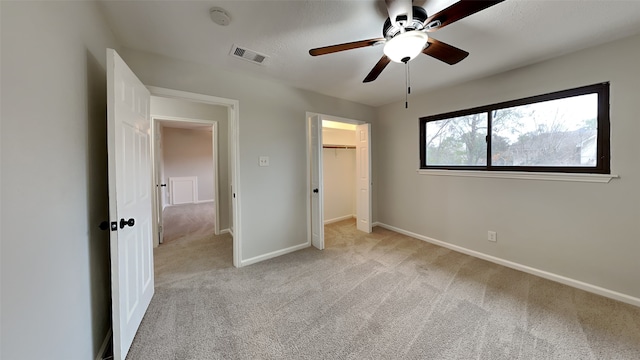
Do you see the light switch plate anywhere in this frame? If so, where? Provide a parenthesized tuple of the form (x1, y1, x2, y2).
(259, 156, 269, 167)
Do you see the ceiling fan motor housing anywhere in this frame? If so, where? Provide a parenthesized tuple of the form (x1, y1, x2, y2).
(383, 6, 428, 39)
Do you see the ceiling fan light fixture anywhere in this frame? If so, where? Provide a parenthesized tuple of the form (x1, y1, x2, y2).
(383, 31, 428, 63)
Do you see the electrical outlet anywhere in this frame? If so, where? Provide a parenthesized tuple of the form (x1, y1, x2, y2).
(488, 231, 497, 242)
(259, 156, 269, 167)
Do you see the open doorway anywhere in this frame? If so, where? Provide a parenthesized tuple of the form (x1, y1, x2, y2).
(307, 113, 372, 251)
(149, 94, 236, 257)
(154, 118, 218, 245)
(322, 121, 357, 225)
(148, 87, 240, 267)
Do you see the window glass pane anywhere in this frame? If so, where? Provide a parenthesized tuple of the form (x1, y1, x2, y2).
(426, 113, 488, 166)
(491, 94, 598, 167)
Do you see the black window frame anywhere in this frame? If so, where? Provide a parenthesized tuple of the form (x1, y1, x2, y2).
(419, 82, 610, 174)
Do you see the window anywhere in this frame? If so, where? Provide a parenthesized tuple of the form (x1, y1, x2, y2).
(420, 83, 610, 174)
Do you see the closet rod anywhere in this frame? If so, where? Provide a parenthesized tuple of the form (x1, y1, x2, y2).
(323, 145, 355, 149)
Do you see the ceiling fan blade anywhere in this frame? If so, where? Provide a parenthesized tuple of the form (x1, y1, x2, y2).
(309, 38, 385, 56)
(425, 0, 505, 32)
(363, 55, 391, 83)
(422, 38, 469, 65)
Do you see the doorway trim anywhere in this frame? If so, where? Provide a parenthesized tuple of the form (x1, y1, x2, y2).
(151, 116, 221, 244)
(149, 86, 241, 267)
(306, 112, 371, 248)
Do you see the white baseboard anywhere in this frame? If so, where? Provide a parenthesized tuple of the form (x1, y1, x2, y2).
(166, 199, 214, 207)
(220, 228, 230, 235)
(165, 203, 184, 207)
(324, 214, 355, 225)
(95, 327, 112, 360)
(241, 242, 309, 267)
(375, 222, 640, 308)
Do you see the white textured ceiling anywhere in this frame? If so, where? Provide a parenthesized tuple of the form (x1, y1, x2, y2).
(99, 0, 640, 107)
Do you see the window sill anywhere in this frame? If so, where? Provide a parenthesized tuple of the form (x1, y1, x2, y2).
(416, 169, 618, 183)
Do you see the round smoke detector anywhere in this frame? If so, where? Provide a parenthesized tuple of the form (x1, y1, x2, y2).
(210, 7, 231, 26)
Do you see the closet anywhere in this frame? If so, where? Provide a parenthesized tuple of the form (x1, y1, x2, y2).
(322, 124, 357, 224)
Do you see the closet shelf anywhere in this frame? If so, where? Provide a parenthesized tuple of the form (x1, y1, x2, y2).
(323, 144, 355, 149)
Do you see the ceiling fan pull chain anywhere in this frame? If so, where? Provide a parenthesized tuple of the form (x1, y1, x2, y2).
(405, 61, 409, 109)
(408, 62, 411, 95)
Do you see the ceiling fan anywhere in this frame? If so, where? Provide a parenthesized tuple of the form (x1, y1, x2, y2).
(309, 0, 505, 83)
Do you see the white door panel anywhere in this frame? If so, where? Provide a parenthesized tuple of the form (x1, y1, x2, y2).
(153, 120, 164, 245)
(310, 115, 324, 250)
(107, 48, 154, 360)
(356, 123, 372, 233)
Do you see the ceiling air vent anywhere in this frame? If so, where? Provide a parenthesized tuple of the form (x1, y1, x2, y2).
(229, 45, 269, 65)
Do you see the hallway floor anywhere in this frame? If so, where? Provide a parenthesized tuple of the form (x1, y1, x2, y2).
(161, 202, 215, 244)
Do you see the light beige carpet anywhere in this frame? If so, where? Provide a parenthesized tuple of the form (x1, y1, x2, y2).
(127, 218, 640, 359)
(161, 202, 215, 244)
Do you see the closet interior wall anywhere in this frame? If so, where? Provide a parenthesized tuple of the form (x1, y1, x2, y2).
(322, 127, 357, 224)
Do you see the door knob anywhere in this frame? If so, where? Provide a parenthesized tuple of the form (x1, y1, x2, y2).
(99, 221, 118, 231)
(119, 218, 135, 229)
(313, 188, 319, 193)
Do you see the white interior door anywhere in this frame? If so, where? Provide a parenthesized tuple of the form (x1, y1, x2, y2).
(310, 115, 324, 249)
(107, 48, 154, 360)
(356, 123, 372, 233)
(153, 120, 164, 245)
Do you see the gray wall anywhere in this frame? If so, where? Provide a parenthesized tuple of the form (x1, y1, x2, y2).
(374, 33, 640, 300)
(120, 48, 377, 261)
(163, 127, 215, 202)
(1, 1, 119, 359)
